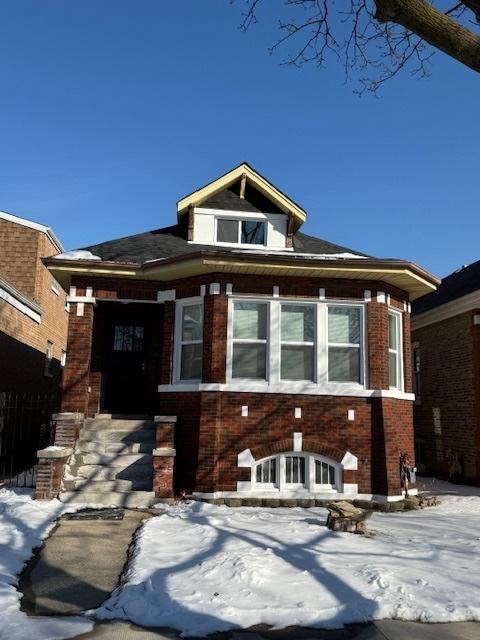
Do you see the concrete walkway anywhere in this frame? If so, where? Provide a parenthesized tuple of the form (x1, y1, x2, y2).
(75, 620, 480, 639)
(20, 509, 151, 615)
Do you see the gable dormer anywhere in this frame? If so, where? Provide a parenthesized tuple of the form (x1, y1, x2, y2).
(177, 163, 307, 250)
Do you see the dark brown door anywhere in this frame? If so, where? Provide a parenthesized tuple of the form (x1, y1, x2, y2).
(102, 320, 150, 415)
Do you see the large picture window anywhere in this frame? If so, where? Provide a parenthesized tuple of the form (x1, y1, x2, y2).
(179, 303, 203, 381)
(232, 302, 268, 379)
(280, 304, 315, 381)
(327, 306, 361, 383)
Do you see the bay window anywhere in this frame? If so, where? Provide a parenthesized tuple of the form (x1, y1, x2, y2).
(327, 306, 361, 383)
(229, 299, 364, 387)
(388, 310, 403, 390)
(178, 303, 203, 381)
(280, 304, 315, 381)
(232, 302, 268, 379)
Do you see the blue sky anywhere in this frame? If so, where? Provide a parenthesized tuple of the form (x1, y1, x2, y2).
(0, 1, 478, 278)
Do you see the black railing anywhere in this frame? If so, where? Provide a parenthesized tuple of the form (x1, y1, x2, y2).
(0, 392, 58, 488)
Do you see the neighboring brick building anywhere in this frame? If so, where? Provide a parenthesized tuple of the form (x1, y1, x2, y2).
(0, 211, 69, 394)
(412, 261, 480, 485)
(45, 163, 438, 504)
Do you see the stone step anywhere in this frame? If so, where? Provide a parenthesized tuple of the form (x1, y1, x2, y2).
(70, 464, 153, 483)
(59, 490, 157, 508)
(63, 479, 134, 492)
(83, 419, 154, 431)
(71, 452, 153, 467)
(79, 429, 155, 443)
(77, 441, 154, 455)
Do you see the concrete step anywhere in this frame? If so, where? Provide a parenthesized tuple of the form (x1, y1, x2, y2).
(94, 414, 149, 420)
(63, 479, 134, 492)
(70, 464, 153, 483)
(71, 452, 153, 467)
(83, 419, 154, 431)
(76, 441, 154, 455)
(79, 429, 155, 443)
(59, 490, 157, 508)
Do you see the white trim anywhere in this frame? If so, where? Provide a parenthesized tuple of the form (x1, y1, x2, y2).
(412, 289, 480, 330)
(474, 315, 480, 325)
(294, 407, 302, 419)
(226, 283, 233, 295)
(237, 449, 254, 467)
(377, 291, 386, 304)
(241, 405, 249, 417)
(209, 282, 220, 295)
(293, 432, 302, 451)
(0, 210, 64, 253)
(0, 278, 42, 324)
(319, 288, 326, 300)
(76, 302, 85, 317)
(341, 451, 358, 470)
(192, 490, 415, 501)
(272, 285, 279, 298)
(388, 308, 404, 392)
(347, 409, 355, 421)
(364, 290, 371, 302)
(157, 289, 176, 302)
(68, 295, 96, 304)
(157, 381, 415, 400)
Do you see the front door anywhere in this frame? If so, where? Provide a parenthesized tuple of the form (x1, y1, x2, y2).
(102, 319, 150, 415)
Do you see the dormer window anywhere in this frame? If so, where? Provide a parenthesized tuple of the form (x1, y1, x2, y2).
(216, 218, 266, 246)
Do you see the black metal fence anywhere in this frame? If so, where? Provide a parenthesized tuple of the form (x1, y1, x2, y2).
(0, 392, 58, 488)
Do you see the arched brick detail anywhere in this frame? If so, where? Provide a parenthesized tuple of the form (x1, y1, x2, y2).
(250, 439, 345, 463)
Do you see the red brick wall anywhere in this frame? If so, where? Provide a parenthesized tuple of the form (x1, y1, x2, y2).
(412, 311, 478, 483)
(62, 303, 94, 414)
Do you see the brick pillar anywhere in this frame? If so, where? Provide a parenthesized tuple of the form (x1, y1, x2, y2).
(153, 415, 176, 501)
(203, 294, 228, 383)
(62, 302, 94, 414)
(367, 298, 389, 390)
(35, 447, 73, 500)
(195, 391, 222, 493)
(160, 301, 175, 385)
(53, 412, 84, 447)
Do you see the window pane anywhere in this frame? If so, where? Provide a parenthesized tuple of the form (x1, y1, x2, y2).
(281, 305, 315, 342)
(285, 456, 305, 484)
(241, 220, 265, 244)
(233, 302, 267, 340)
(388, 313, 398, 349)
(217, 219, 238, 243)
(328, 346, 360, 382)
(232, 343, 266, 379)
(180, 343, 203, 380)
(315, 460, 336, 485)
(182, 305, 203, 341)
(256, 458, 276, 483)
(328, 307, 360, 344)
(281, 345, 314, 381)
(389, 351, 398, 388)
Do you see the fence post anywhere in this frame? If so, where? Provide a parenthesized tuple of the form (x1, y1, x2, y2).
(152, 415, 176, 502)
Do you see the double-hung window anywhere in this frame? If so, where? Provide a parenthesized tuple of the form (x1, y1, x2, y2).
(178, 303, 203, 381)
(388, 310, 403, 389)
(327, 306, 362, 383)
(280, 304, 315, 381)
(232, 302, 268, 379)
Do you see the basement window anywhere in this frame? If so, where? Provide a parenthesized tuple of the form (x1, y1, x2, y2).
(252, 453, 340, 492)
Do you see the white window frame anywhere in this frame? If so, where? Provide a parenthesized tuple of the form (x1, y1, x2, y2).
(251, 452, 341, 493)
(326, 303, 364, 386)
(214, 215, 268, 249)
(388, 309, 404, 391)
(51, 275, 60, 295)
(280, 302, 316, 382)
(231, 300, 269, 381)
(174, 297, 204, 383)
(227, 297, 366, 390)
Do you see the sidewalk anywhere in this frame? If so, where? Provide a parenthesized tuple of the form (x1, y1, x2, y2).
(76, 620, 480, 639)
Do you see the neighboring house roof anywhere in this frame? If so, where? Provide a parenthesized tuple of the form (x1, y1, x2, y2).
(0, 210, 64, 253)
(80, 224, 370, 264)
(413, 259, 480, 315)
(177, 162, 307, 230)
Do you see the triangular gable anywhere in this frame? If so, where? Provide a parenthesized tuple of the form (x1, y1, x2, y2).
(177, 163, 307, 230)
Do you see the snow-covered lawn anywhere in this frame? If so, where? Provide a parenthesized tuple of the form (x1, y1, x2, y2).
(98, 479, 480, 636)
(0, 488, 94, 640)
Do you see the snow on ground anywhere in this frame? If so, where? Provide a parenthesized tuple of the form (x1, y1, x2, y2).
(98, 480, 480, 636)
(0, 488, 94, 640)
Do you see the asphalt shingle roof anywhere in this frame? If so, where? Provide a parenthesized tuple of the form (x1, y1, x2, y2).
(413, 260, 480, 315)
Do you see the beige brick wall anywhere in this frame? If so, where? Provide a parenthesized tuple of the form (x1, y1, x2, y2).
(0, 219, 68, 365)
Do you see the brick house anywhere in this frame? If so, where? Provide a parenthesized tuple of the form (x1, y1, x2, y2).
(44, 164, 438, 505)
(412, 260, 480, 485)
(0, 211, 69, 394)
